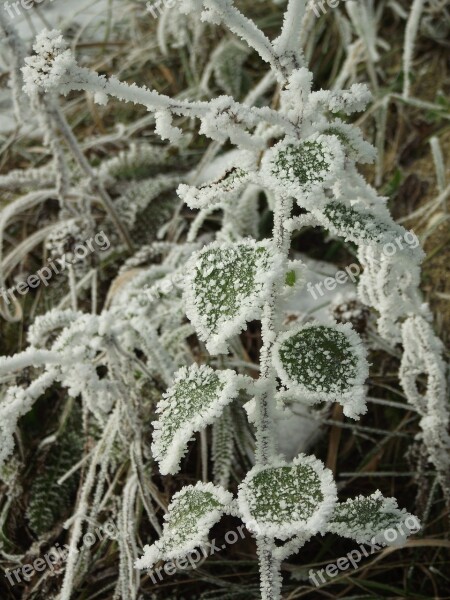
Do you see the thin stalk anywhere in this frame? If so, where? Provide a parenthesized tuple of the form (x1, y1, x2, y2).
(49, 103, 134, 252)
(254, 195, 293, 599)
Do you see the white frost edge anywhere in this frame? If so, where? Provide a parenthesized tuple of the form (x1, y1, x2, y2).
(177, 151, 255, 210)
(259, 133, 345, 210)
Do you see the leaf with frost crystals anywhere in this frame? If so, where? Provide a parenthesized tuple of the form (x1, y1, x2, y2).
(184, 240, 282, 354)
(326, 491, 420, 545)
(323, 121, 376, 164)
(260, 134, 344, 208)
(213, 39, 250, 97)
(237, 454, 337, 540)
(273, 323, 368, 419)
(312, 200, 402, 247)
(152, 364, 240, 475)
(135, 482, 232, 569)
(178, 163, 252, 210)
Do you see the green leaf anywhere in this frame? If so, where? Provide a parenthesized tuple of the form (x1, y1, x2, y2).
(260, 135, 344, 207)
(326, 491, 420, 545)
(184, 240, 282, 354)
(285, 270, 296, 287)
(27, 403, 83, 535)
(273, 323, 368, 419)
(213, 40, 250, 97)
(135, 483, 233, 569)
(237, 454, 337, 540)
(152, 364, 239, 475)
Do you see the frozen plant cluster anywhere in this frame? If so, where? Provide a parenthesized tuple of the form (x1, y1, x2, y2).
(0, 1, 448, 599)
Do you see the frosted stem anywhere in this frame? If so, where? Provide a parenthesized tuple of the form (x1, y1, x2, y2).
(204, 0, 283, 79)
(256, 537, 282, 600)
(254, 194, 293, 598)
(403, 0, 425, 99)
(273, 0, 306, 67)
(49, 103, 134, 251)
(430, 136, 447, 197)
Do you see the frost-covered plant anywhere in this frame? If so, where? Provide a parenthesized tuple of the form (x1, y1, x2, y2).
(1, 1, 448, 599)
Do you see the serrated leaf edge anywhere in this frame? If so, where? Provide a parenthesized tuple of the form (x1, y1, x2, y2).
(325, 490, 420, 545)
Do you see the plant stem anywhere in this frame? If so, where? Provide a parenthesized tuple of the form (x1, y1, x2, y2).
(255, 195, 293, 599)
(50, 103, 134, 252)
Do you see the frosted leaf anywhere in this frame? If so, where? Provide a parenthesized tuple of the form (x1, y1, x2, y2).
(357, 246, 426, 344)
(152, 364, 239, 475)
(260, 134, 344, 208)
(0, 372, 56, 470)
(237, 454, 337, 540)
(326, 491, 420, 546)
(312, 200, 402, 247)
(135, 482, 232, 569)
(199, 96, 264, 150)
(399, 316, 450, 494)
(178, 162, 252, 210)
(212, 40, 250, 97)
(323, 121, 376, 164)
(309, 84, 372, 116)
(184, 240, 282, 354)
(273, 323, 368, 419)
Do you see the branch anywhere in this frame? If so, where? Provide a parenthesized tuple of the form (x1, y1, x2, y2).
(272, 0, 306, 69)
(22, 31, 299, 148)
(203, 0, 284, 79)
